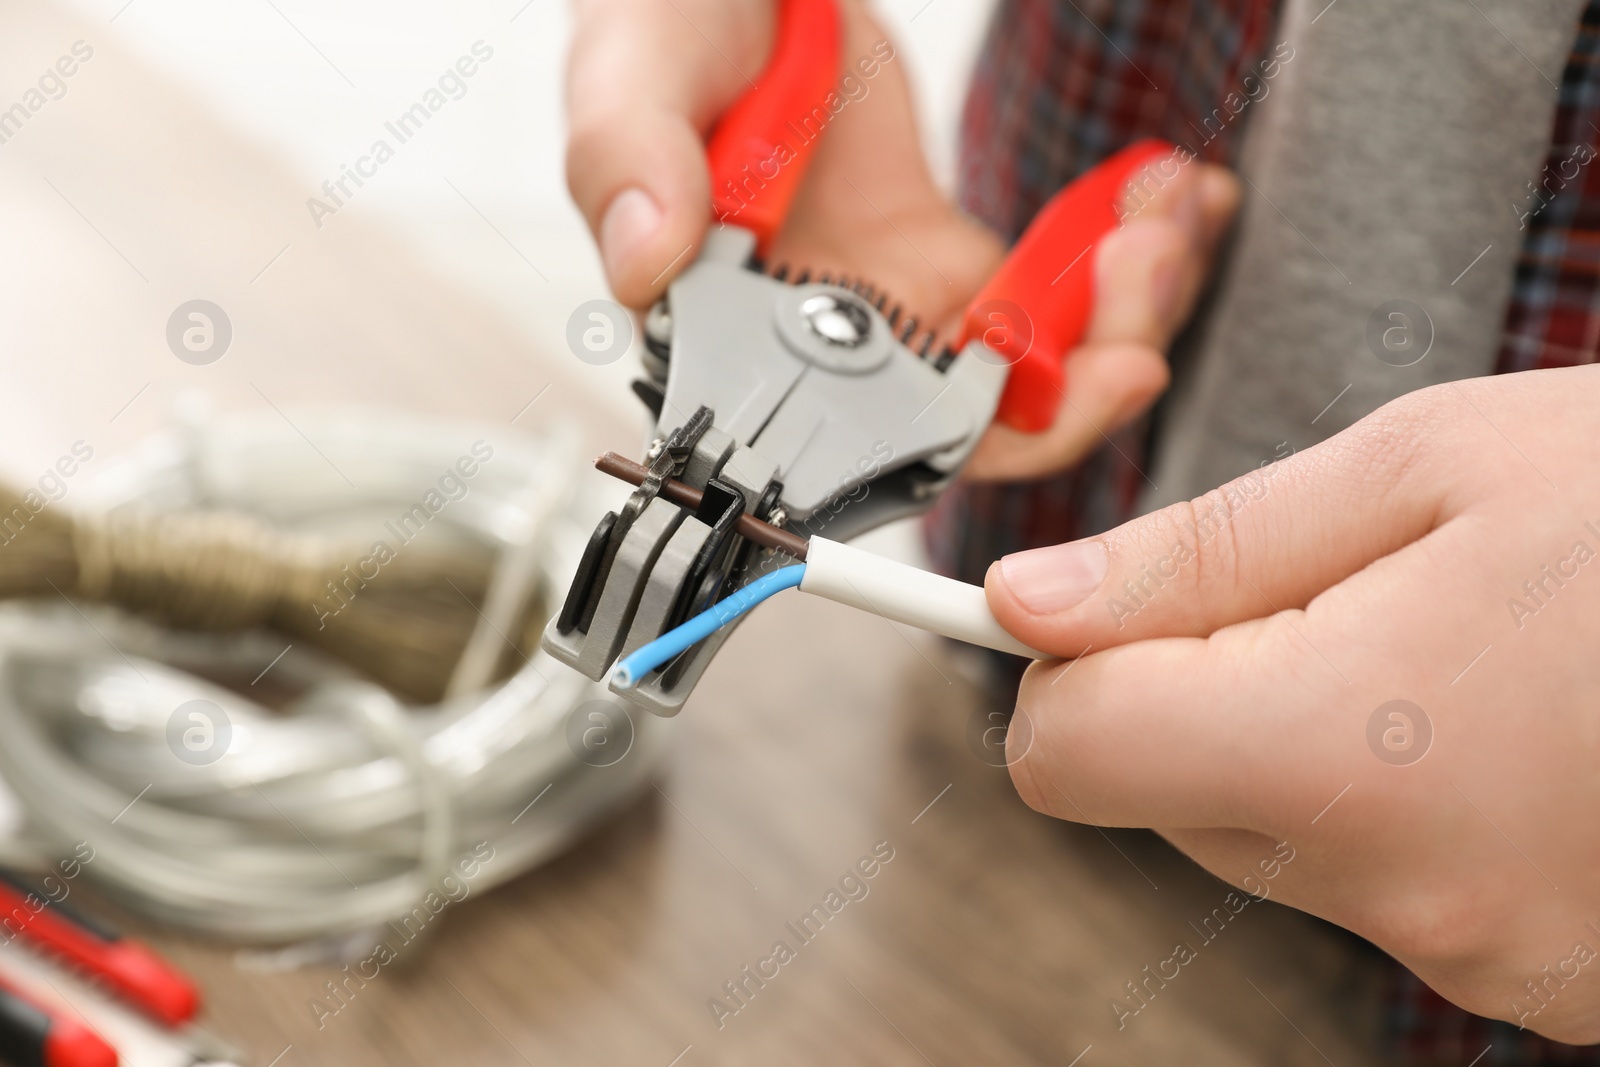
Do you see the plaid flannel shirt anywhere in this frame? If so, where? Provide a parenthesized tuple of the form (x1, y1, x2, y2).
(931, 0, 1600, 1062)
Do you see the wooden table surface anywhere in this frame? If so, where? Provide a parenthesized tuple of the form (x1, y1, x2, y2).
(0, 4, 1394, 1064)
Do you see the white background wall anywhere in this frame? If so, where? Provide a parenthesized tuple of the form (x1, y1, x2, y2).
(55, 0, 997, 423)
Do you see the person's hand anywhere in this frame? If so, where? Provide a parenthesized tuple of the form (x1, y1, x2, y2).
(566, 0, 1235, 480)
(983, 365, 1600, 1041)
(961, 163, 1238, 482)
(566, 0, 996, 316)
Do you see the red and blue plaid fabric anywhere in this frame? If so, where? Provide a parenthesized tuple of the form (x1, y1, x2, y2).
(1498, 6, 1600, 375)
(927, 0, 1281, 585)
(1389, 966, 1600, 1065)
(932, 0, 1600, 1062)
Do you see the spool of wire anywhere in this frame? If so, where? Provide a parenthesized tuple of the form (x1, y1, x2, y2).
(0, 407, 664, 944)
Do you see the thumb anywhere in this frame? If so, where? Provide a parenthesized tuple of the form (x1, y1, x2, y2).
(984, 402, 1451, 654)
(567, 111, 711, 309)
(565, 4, 768, 307)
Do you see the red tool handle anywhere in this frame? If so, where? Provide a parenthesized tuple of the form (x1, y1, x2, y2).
(960, 139, 1177, 433)
(0, 977, 118, 1067)
(706, 0, 842, 250)
(40, 1020, 117, 1067)
(0, 883, 198, 1028)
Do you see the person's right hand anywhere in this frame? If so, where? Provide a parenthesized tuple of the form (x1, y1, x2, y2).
(984, 364, 1600, 1043)
(566, 0, 999, 318)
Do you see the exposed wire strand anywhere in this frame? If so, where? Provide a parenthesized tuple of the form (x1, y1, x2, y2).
(611, 565, 806, 688)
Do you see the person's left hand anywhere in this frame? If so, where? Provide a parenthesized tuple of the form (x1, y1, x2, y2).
(983, 365, 1600, 1042)
(961, 161, 1238, 483)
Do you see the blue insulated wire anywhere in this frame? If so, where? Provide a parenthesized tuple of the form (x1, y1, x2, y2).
(609, 565, 807, 689)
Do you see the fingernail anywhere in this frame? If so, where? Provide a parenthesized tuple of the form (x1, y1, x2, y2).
(599, 187, 663, 283)
(998, 541, 1108, 614)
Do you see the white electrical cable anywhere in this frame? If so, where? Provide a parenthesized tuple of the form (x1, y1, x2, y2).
(800, 538, 1048, 660)
(611, 537, 1049, 690)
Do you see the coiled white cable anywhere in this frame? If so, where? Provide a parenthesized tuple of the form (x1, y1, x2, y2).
(0, 409, 664, 944)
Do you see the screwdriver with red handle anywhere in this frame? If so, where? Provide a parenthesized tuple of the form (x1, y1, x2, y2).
(0, 875, 199, 1029)
(0, 976, 116, 1067)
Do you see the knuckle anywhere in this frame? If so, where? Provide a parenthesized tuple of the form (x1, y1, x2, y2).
(565, 109, 707, 221)
(1109, 489, 1248, 627)
(1007, 755, 1114, 826)
(1179, 488, 1248, 593)
(1198, 162, 1242, 202)
(1006, 751, 1054, 817)
(1145, 350, 1172, 394)
(1141, 214, 1192, 251)
(564, 111, 624, 173)
(1341, 383, 1445, 478)
(1008, 667, 1123, 825)
(562, 121, 612, 206)
(1007, 671, 1058, 816)
(1349, 888, 1492, 965)
(1007, 669, 1090, 821)
(1314, 387, 1450, 520)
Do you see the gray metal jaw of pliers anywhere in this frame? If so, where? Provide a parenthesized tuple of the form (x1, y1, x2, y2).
(541, 224, 1009, 716)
